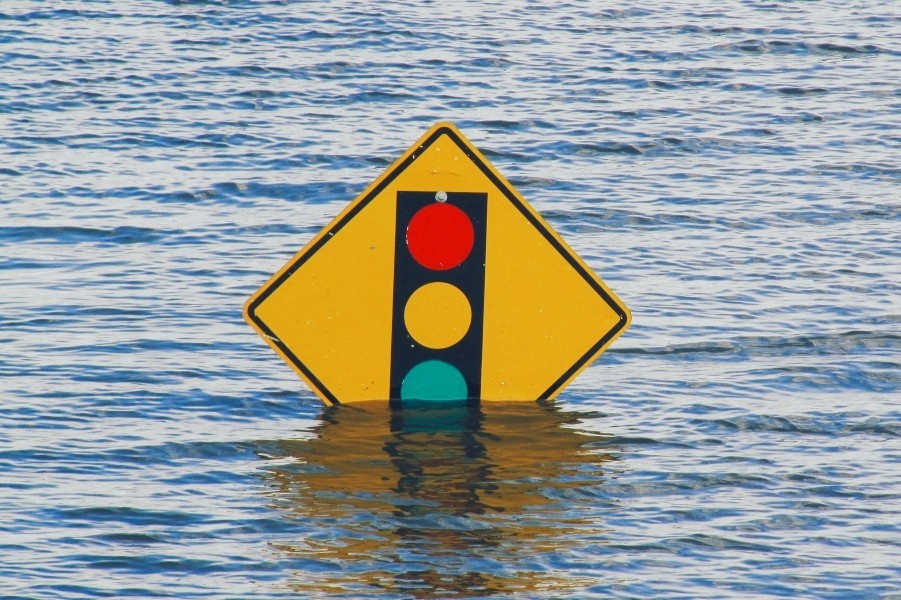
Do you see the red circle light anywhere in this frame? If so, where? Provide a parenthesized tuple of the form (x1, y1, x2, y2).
(406, 203, 474, 270)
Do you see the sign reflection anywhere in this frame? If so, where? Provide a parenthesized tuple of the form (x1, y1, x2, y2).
(264, 402, 617, 597)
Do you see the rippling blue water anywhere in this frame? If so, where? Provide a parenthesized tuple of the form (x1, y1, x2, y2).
(1, 1, 899, 598)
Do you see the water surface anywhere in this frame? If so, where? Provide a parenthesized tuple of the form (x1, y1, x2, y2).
(1, 1, 899, 598)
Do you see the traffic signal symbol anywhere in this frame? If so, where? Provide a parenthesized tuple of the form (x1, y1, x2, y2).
(390, 191, 488, 404)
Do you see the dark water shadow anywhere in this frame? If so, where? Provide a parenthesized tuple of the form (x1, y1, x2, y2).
(262, 401, 618, 598)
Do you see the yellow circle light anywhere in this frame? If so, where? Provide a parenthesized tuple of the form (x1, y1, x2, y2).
(403, 282, 472, 349)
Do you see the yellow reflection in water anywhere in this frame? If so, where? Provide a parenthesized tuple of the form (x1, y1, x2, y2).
(264, 401, 616, 598)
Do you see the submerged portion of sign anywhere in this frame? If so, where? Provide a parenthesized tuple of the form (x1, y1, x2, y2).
(244, 122, 631, 405)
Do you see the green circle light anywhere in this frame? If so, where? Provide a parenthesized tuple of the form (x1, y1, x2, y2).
(400, 360, 468, 402)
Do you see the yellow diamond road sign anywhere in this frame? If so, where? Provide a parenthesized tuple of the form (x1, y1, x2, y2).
(244, 122, 631, 405)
